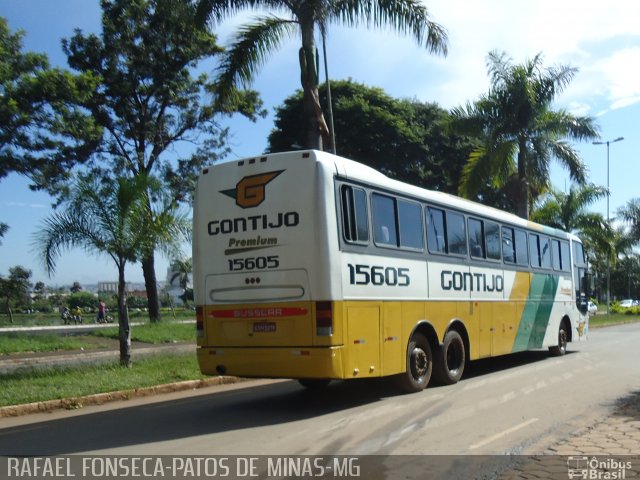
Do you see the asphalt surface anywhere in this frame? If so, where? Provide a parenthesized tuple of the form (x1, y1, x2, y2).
(1, 322, 639, 478)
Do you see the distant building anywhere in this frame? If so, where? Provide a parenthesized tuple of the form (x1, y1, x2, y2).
(97, 281, 133, 294)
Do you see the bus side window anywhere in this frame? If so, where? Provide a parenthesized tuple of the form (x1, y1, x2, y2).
(514, 229, 529, 266)
(540, 236, 552, 269)
(560, 241, 571, 272)
(372, 193, 398, 247)
(468, 218, 485, 259)
(485, 221, 501, 260)
(529, 233, 541, 268)
(446, 211, 467, 256)
(398, 199, 423, 250)
(341, 185, 369, 244)
(502, 227, 515, 263)
(552, 239, 562, 270)
(427, 207, 446, 254)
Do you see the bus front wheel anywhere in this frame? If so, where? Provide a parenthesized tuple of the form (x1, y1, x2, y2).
(434, 330, 466, 385)
(549, 320, 568, 356)
(395, 332, 433, 393)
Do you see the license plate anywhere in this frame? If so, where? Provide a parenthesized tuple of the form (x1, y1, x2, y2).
(253, 322, 276, 333)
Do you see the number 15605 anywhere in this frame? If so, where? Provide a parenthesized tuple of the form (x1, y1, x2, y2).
(347, 264, 410, 286)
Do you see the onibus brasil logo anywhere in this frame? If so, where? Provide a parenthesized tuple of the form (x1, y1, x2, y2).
(567, 456, 633, 479)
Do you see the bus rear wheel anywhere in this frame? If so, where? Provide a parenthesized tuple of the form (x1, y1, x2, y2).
(434, 330, 466, 385)
(395, 332, 432, 393)
(549, 320, 568, 356)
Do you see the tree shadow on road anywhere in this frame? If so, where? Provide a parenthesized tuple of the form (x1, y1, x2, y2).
(612, 389, 640, 421)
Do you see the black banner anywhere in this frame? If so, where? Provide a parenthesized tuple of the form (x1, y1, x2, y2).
(1, 455, 638, 480)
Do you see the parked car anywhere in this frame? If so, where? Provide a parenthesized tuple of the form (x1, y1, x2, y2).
(620, 299, 635, 308)
(588, 301, 598, 315)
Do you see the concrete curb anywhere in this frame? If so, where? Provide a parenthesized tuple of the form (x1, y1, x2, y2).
(0, 376, 244, 418)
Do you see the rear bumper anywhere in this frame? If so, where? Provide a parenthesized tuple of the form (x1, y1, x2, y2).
(197, 345, 345, 379)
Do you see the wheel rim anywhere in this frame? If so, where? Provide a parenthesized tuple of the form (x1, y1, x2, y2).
(559, 328, 567, 353)
(410, 346, 429, 381)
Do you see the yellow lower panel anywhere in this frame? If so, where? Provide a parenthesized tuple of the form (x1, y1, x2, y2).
(197, 345, 345, 379)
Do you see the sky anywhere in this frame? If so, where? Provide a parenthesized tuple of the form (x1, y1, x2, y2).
(1, 0, 639, 287)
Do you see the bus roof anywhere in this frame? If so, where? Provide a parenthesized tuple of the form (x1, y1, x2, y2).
(208, 149, 580, 243)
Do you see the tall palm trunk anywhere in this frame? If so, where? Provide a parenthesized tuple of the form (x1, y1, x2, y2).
(299, 17, 328, 150)
(142, 252, 161, 323)
(516, 139, 529, 220)
(117, 261, 131, 367)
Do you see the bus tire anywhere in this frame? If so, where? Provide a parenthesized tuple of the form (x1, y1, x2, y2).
(394, 332, 432, 393)
(549, 320, 568, 356)
(298, 379, 331, 390)
(433, 330, 466, 385)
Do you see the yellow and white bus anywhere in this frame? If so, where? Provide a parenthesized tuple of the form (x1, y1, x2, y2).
(193, 150, 589, 392)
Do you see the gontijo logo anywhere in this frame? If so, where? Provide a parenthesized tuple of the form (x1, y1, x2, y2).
(221, 170, 284, 208)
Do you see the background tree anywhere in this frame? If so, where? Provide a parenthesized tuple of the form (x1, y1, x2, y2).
(0, 17, 101, 189)
(60, 0, 263, 322)
(169, 257, 193, 307)
(70, 281, 83, 293)
(532, 184, 612, 259)
(68, 291, 98, 310)
(170, 258, 192, 290)
(611, 253, 640, 301)
(532, 183, 613, 303)
(617, 199, 640, 244)
(0, 223, 8, 244)
(197, 0, 448, 150)
(32, 281, 46, 298)
(450, 50, 599, 219)
(268, 80, 473, 193)
(0, 266, 32, 323)
(33, 175, 178, 367)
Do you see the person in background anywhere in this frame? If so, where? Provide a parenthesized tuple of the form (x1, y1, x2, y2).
(96, 300, 106, 323)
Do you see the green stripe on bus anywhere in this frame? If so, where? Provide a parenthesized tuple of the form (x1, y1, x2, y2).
(513, 273, 560, 351)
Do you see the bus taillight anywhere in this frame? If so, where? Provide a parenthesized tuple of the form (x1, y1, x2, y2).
(196, 306, 204, 338)
(316, 301, 333, 336)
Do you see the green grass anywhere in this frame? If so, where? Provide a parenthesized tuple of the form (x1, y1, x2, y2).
(91, 321, 196, 344)
(0, 334, 113, 355)
(0, 321, 195, 355)
(0, 308, 195, 327)
(590, 312, 640, 328)
(0, 353, 208, 407)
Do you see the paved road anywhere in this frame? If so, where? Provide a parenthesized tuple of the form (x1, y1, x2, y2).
(1, 323, 639, 458)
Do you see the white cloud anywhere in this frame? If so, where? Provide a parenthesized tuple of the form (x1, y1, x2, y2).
(211, 0, 640, 116)
(320, 0, 640, 112)
(4, 201, 46, 208)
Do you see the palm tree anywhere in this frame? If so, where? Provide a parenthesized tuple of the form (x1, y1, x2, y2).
(451, 51, 599, 219)
(169, 257, 193, 306)
(196, 0, 448, 150)
(33, 175, 183, 367)
(170, 258, 192, 290)
(617, 199, 640, 243)
(532, 184, 607, 231)
(532, 183, 613, 269)
(0, 222, 8, 245)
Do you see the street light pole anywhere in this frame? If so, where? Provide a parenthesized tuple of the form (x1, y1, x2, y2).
(593, 136, 624, 322)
